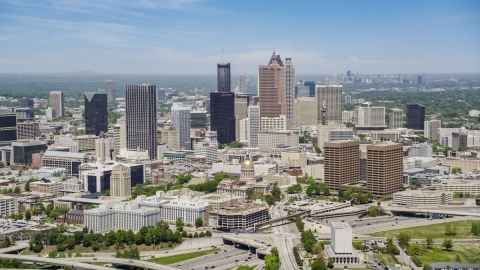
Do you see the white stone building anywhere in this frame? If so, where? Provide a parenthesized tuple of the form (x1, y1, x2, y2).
(325, 222, 363, 265)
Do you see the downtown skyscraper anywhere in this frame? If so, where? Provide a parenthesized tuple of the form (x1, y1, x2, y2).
(84, 92, 108, 136)
(210, 62, 236, 144)
(258, 51, 291, 129)
(237, 71, 246, 93)
(125, 84, 157, 160)
(105, 80, 115, 101)
(316, 85, 343, 124)
(171, 103, 191, 150)
(50, 91, 64, 117)
(282, 58, 295, 126)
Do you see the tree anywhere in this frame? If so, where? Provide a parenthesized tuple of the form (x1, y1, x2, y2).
(145, 233, 152, 245)
(471, 221, 480, 236)
(14, 186, 20, 194)
(452, 167, 462, 174)
(246, 188, 254, 200)
(264, 194, 276, 206)
(126, 230, 135, 246)
(455, 254, 462, 263)
(426, 236, 434, 249)
(271, 186, 281, 201)
(25, 211, 31, 220)
(311, 260, 327, 270)
(48, 249, 58, 258)
(57, 243, 66, 252)
(66, 237, 76, 250)
(17, 212, 23, 220)
(199, 232, 205, 237)
(237, 266, 255, 270)
(327, 257, 334, 268)
(195, 217, 203, 227)
(264, 247, 280, 270)
(176, 217, 184, 231)
(445, 223, 457, 235)
(397, 232, 411, 247)
(205, 231, 212, 237)
(442, 239, 453, 251)
(9, 213, 15, 220)
(92, 241, 100, 252)
(129, 247, 140, 260)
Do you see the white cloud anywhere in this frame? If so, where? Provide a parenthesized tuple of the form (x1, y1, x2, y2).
(349, 56, 360, 62)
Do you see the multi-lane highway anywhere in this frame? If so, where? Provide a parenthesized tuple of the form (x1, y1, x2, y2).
(272, 201, 300, 270)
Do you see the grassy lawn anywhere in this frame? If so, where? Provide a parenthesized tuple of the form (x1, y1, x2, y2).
(147, 248, 221, 265)
(371, 220, 480, 239)
(21, 242, 177, 255)
(375, 254, 396, 267)
(419, 244, 480, 264)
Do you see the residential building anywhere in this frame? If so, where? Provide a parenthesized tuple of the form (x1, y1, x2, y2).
(294, 97, 318, 127)
(16, 121, 40, 140)
(126, 84, 157, 159)
(389, 108, 403, 129)
(424, 120, 441, 141)
(317, 85, 343, 124)
(366, 142, 403, 197)
(248, 106, 260, 148)
(355, 103, 385, 127)
(105, 80, 115, 101)
(110, 164, 131, 197)
(324, 140, 359, 190)
(42, 151, 88, 177)
(50, 91, 64, 117)
(0, 195, 18, 217)
(84, 92, 108, 136)
(406, 104, 426, 130)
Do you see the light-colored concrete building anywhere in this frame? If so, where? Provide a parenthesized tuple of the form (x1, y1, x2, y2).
(171, 102, 191, 150)
(317, 123, 347, 148)
(163, 195, 208, 225)
(157, 126, 180, 151)
(317, 85, 343, 124)
(424, 120, 441, 141)
(355, 104, 385, 127)
(50, 91, 64, 117)
(208, 200, 269, 231)
(42, 151, 88, 177)
(432, 179, 480, 195)
(30, 179, 63, 195)
(258, 130, 299, 152)
(389, 108, 403, 129)
(295, 97, 317, 127)
(261, 115, 287, 131)
(17, 121, 40, 140)
(248, 105, 260, 148)
(393, 190, 453, 206)
(281, 151, 307, 168)
(0, 194, 18, 217)
(342, 111, 354, 124)
(45, 107, 56, 120)
(110, 164, 131, 197)
(113, 118, 126, 154)
(325, 222, 363, 265)
(95, 136, 115, 161)
(328, 129, 355, 142)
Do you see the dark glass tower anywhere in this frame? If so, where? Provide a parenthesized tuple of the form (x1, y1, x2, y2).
(84, 92, 108, 136)
(217, 62, 231, 93)
(210, 92, 235, 144)
(304, 81, 316, 97)
(406, 104, 425, 130)
(20, 98, 34, 119)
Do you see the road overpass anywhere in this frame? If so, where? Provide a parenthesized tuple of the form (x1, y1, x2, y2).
(0, 254, 110, 270)
(222, 236, 269, 258)
(252, 209, 311, 231)
(0, 242, 28, 254)
(387, 207, 480, 217)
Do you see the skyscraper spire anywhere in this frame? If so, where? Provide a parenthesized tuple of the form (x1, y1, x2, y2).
(268, 50, 277, 65)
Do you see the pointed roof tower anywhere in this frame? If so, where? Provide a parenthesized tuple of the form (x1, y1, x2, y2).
(268, 50, 278, 65)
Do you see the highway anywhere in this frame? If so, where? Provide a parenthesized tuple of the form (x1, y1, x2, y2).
(57, 256, 176, 270)
(0, 253, 111, 270)
(272, 201, 300, 270)
(167, 248, 247, 269)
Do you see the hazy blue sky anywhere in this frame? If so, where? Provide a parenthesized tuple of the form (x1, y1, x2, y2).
(1, 0, 479, 74)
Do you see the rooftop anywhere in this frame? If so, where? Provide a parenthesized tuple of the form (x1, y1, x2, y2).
(44, 150, 87, 159)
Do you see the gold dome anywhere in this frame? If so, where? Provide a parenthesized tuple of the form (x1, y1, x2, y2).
(241, 159, 254, 169)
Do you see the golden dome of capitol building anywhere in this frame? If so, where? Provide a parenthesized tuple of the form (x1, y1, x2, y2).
(240, 157, 255, 179)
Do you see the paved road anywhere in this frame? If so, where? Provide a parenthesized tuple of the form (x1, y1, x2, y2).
(168, 248, 247, 269)
(61, 256, 176, 270)
(0, 241, 28, 254)
(0, 253, 110, 270)
(272, 201, 300, 270)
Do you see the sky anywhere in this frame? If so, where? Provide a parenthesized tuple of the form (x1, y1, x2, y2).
(0, 0, 479, 75)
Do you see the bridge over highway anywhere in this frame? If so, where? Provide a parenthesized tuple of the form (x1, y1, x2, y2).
(387, 207, 480, 217)
(222, 236, 269, 258)
(0, 242, 28, 254)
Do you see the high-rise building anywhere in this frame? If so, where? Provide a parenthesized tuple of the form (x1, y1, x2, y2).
(50, 91, 64, 117)
(317, 85, 343, 124)
(0, 110, 17, 144)
(406, 104, 426, 130)
(304, 81, 316, 97)
(354, 104, 385, 127)
(11, 141, 47, 166)
(217, 62, 231, 93)
(417, 76, 422, 84)
(210, 92, 235, 144)
(238, 71, 246, 93)
(294, 97, 318, 126)
(389, 108, 403, 129)
(235, 98, 248, 141)
(95, 136, 115, 161)
(283, 58, 295, 127)
(20, 98, 34, 119)
(344, 95, 352, 104)
(110, 164, 131, 197)
(125, 84, 157, 160)
(347, 71, 352, 82)
(113, 117, 126, 154)
(171, 103, 191, 150)
(193, 131, 218, 164)
(324, 140, 359, 190)
(424, 120, 441, 141)
(84, 92, 108, 136)
(16, 121, 40, 140)
(45, 107, 56, 120)
(248, 105, 260, 148)
(366, 142, 403, 197)
(258, 52, 290, 129)
(105, 80, 115, 101)
(452, 132, 468, 151)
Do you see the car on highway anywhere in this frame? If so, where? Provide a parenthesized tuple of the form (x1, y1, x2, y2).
(93, 258, 97, 260)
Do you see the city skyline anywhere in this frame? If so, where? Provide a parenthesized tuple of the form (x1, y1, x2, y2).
(0, 1, 479, 74)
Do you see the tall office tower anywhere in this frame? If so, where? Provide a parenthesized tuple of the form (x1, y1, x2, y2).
(110, 164, 131, 197)
(406, 104, 426, 130)
(238, 71, 246, 93)
(105, 80, 115, 101)
(294, 98, 318, 126)
(50, 91, 64, 117)
(157, 89, 165, 101)
(366, 142, 403, 197)
(347, 71, 352, 82)
(20, 98, 34, 119)
(95, 136, 115, 161)
(258, 51, 290, 129)
(324, 140, 359, 190)
(125, 84, 157, 160)
(389, 108, 403, 129)
(210, 93, 235, 144)
(235, 98, 248, 141)
(113, 117, 126, 154)
(0, 109, 17, 144)
(45, 107, 56, 120)
(283, 58, 295, 126)
(316, 85, 343, 124)
(84, 92, 108, 136)
(354, 103, 385, 127)
(417, 76, 422, 84)
(424, 120, 441, 141)
(248, 105, 260, 148)
(171, 103, 191, 150)
(344, 95, 352, 104)
(16, 121, 40, 140)
(452, 132, 468, 151)
(217, 62, 231, 93)
(304, 81, 316, 97)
